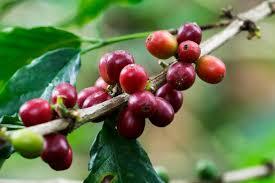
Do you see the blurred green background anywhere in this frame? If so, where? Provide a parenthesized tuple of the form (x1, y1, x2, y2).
(0, 0, 275, 182)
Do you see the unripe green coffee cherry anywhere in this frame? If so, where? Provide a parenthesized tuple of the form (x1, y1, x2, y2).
(196, 159, 219, 181)
(154, 166, 170, 183)
(11, 129, 44, 159)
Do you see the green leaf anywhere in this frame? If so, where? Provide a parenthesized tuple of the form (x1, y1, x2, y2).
(0, 140, 13, 170)
(84, 123, 163, 183)
(0, 0, 25, 18)
(74, 0, 143, 25)
(0, 27, 81, 87)
(0, 48, 81, 117)
(118, 0, 143, 5)
(0, 114, 23, 130)
(0, 159, 4, 168)
(74, 0, 110, 25)
(0, 140, 13, 159)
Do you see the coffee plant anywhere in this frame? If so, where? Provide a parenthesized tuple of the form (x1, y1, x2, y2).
(0, 0, 275, 183)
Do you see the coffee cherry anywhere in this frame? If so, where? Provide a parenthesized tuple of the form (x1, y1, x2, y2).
(178, 41, 201, 63)
(166, 62, 196, 91)
(99, 50, 135, 84)
(51, 83, 77, 108)
(82, 90, 111, 122)
(196, 160, 219, 181)
(117, 108, 145, 139)
(177, 23, 202, 44)
(41, 134, 69, 164)
(146, 30, 178, 59)
(106, 50, 135, 83)
(19, 98, 52, 127)
(196, 55, 226, 84)
(99, 53, 112, 84)
(47, 146, 73, 171)
(11, 129, 44, 159)
(82, 90, 111, 109)
(149, 97, 174, 127)
(156, 84, 183, 113)
(128, 91, 157, 118)
(119, 64, 148, 94)
(77, 87, 103, 108)
(95, 77, 109, 90)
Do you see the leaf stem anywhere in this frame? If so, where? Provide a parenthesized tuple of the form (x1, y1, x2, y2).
(81, 31, 153, 54)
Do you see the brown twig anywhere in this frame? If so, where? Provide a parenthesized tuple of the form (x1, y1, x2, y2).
(200, 20, 232, 30)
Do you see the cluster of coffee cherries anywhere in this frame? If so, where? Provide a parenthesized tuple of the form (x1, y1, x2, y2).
(15, 82, 80, 170)
(12, 22, 226, 170)
(146, 22, 226, 85)
(115, 23, 226, 139)
(15, 78, 113, 170)
(96, 49, 183, 139)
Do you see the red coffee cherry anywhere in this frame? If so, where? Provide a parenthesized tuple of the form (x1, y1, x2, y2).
(117, 108, 145, 139)
(149, 97, 174, 127)
(99, 53, 112, 84)
(51, 83, 77, 108)
(178, 40, 201, 63)
(119, 64, 148, 94)
(177, 23, 202, 44)
(47, 146, 73, 171)
(77, 87, 103, 108)
(196, 55, 226, 84)
(146, 30, 178, 59)
(166, 62, 196, 91)
(19, 98, 52, 127)
(156, 83, 183, 113)
(95, 77, 108, 90)
(82, 90, 111, 109)
(128, 91, 157, 118)
(99, 50, 135, 84)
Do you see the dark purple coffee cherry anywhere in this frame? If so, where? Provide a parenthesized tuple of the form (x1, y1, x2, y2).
(82, 90, 111, 109)
(166, 62, 196, 91)
(117, 108, 145, 139)
(41, 134, 69, 164)
(149, 97, 174, 127)
(77, 87, 103, 108)
(99, 50, 135, 84)
(47, 146, 73, 171)
(177, 22, 202, 44)
(156, 83, 183, 113)
(128, 91, 157, 118)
